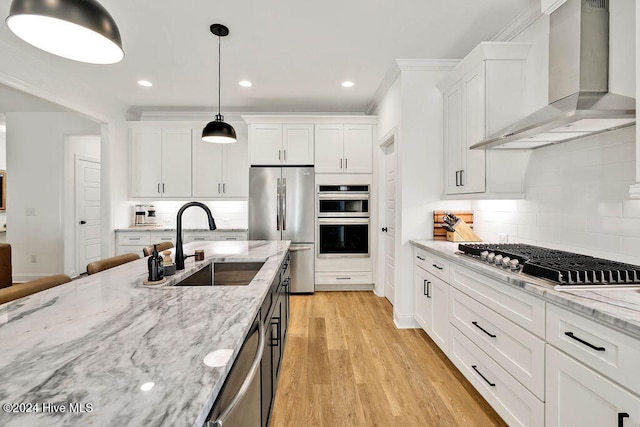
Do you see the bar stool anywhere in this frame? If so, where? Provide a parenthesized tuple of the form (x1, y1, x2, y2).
(86, 253, 140, 275)
(0, 274, 72, 305)
(143, 242, 174, 257)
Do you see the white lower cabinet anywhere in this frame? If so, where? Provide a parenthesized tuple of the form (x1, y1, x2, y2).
(413, 264, 449, 353)
(546, 345, 640, 427)
(116, 232, 150, 255)
(116, 230, 248, 255)
(450, 327, 544, 427)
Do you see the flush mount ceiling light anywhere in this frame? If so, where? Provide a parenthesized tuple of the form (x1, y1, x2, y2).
(202, 24, 236, 144)
(341, 81, 355, 88)
(6, 0, 124, 64)
(137, 80, 153, 87)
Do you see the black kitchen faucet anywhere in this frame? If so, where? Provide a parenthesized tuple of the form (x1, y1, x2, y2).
(175, 202, 216, 270)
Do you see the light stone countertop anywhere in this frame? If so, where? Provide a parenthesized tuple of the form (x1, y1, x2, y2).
(115, 227, 248, 232)
(0, 240, 290, 427)
(411, 240, 640, 339)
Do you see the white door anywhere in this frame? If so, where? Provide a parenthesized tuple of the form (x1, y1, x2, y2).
(76, 158, 101, 274)
(384, 143, 396, 305)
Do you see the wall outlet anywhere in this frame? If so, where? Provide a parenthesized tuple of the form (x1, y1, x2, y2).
(497, 233, 508, 243)
(30, 254, 37, 263)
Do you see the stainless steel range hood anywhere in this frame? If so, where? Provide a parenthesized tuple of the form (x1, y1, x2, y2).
(471, 0, 635, 150)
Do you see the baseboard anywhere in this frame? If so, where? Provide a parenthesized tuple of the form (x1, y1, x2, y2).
(314, 283, 374, 292)
(393, 311, 420, 329)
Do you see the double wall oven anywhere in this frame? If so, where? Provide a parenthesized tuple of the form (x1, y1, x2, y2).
(317, 185, 370, 257)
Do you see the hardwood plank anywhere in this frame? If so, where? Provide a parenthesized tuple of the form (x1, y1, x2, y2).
(272, 291, 507, 427)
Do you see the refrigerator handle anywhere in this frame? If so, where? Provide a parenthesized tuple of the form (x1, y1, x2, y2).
(276, 178, 281, 231)
(282, 178, 287, 230)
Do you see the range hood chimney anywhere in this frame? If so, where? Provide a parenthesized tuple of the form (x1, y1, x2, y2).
(471, 0, 635, 150)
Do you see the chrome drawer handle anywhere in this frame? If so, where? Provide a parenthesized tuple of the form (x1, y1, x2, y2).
(564, 332, 605, 352)
(472, 321, 497, 338)
(471, 365, 495, 387)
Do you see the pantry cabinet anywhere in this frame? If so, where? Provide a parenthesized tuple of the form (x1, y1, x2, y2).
(438, 42, 531, 197)
(192, 129, 248, 198)
(130, 127, 192, 198)
(314, 124, 373, 173)
(248, 123, 314, 165)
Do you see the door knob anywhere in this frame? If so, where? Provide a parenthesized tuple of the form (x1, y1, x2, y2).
(79, 220, 87, 225)
(381, 227, 388, 232)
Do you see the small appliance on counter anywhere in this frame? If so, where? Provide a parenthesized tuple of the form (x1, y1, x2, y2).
(146, 205, 157, 224)
(134, 204, 146, 225)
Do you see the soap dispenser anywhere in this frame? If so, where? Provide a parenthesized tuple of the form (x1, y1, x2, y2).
(147, 244, 164, 282)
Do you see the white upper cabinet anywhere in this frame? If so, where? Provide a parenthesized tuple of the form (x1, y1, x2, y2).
(248, 123, 314, 165)
(192, 129, 249, 198)
(437, 42, 531, 198)
(314, 124, 373, 174)
(130, 127, 192, 198)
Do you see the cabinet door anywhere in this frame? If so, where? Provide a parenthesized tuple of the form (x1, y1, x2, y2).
(443, 85, 464, 194)
(222, 133, 249, 198)
(130, 128, 162, 198)
(414, 265, 432, 332)
(461, 64, 486, 193)
(249, 124, 283, 165)
(314, 124, 343, 173)
(430, 275, 449, 353)
(192, 129, 224, 197)
(283, 124, 314, 165)
(546, 345, 640, 427)
(343, 125, 372, 173)
(162, 128, 192, 197)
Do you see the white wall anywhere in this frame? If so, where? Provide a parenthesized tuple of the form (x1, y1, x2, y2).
(6, 112, 100, 281)
(373, 63, 469, 328)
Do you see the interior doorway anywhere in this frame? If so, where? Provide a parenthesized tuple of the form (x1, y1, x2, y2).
(378, 127, 397, 306)
(76, 156, 101, 274)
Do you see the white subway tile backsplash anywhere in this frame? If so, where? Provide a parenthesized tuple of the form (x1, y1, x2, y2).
(470, 126, 639, 265)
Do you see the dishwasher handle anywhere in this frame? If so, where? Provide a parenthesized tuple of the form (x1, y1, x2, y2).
(210, 320, 266, 427)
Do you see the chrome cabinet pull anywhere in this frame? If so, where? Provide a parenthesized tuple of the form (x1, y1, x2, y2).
(278, 149, 282, 160)
(218, 183, 221, 194)
(472, 321, 497, 338)
(564, 332, 606, 351)
(284, 150, 287, 161)
(336, 277, 351, 280)
(345, 158, 348, 169)
(162, 183, 165, 193)
(157, 183, 161, 193)
(223, 183, 226, 193)
(455, 170, 460, 186)
(471, 365, 495, 387)
(460, 169, 464, 186)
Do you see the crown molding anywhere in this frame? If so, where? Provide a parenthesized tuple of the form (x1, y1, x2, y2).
(491, 2, 543, 42)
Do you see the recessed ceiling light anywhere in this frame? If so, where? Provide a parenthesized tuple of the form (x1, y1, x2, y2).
(239, 80, 252, 87)
(137, 80, 153, 87)
(341, 81, 354, 88)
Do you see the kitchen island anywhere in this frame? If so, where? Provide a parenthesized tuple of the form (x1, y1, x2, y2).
(0, 240, 290, 427)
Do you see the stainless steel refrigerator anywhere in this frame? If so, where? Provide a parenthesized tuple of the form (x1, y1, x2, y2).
(249, 166, 315, 293)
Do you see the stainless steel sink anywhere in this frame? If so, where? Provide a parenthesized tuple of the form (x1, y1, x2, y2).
(175, 261, 265, 286)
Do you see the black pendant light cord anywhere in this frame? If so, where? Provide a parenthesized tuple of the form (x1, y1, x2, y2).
(217, 34, 222, 119)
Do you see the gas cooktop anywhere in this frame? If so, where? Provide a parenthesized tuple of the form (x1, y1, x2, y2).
(458, 243, 640, 289)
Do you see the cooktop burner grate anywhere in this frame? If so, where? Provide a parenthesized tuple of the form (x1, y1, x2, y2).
(458, 243, 640, 286)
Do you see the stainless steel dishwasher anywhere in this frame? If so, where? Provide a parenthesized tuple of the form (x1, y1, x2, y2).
(206, 315, 265, 427)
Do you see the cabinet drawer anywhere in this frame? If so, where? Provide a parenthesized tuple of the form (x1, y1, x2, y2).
(450, 287, 544, 399)
(117, 232, 151, 245)
(184, 231, 216, 243)
(546, 303, 640, 395)
(315, 271, 372, 284)
(215, 231, 248, 241)
(450, 327, 544, 427)
(149, 232, 175, 245)
(450, 265, 545, 338)
(415, 248, 449, 282)
(116, 245, 148, 256)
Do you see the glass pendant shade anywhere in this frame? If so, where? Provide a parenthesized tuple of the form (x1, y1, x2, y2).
(202, 115, 237, 144)
(6, 0, 124, 64)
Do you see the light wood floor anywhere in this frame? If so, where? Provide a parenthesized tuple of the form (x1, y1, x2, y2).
(271, 291, 507, 427)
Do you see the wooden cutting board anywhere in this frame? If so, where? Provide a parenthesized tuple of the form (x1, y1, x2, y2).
(433, 211, 474, 241)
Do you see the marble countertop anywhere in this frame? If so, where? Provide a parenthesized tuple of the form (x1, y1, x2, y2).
(411, 240, 640, 339)
(115, 227, 248, 232)
(0, 240, 290, 427)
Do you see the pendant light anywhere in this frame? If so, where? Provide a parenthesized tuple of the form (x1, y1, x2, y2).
(202, 24, 237, 144)
(6, 0, 124, 64)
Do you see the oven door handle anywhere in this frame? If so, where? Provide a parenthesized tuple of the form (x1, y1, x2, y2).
(318, 218, 370, 225)
(318, 194, 370, 201)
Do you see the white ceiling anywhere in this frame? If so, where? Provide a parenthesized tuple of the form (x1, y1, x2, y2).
(0, 0, 537, 115)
